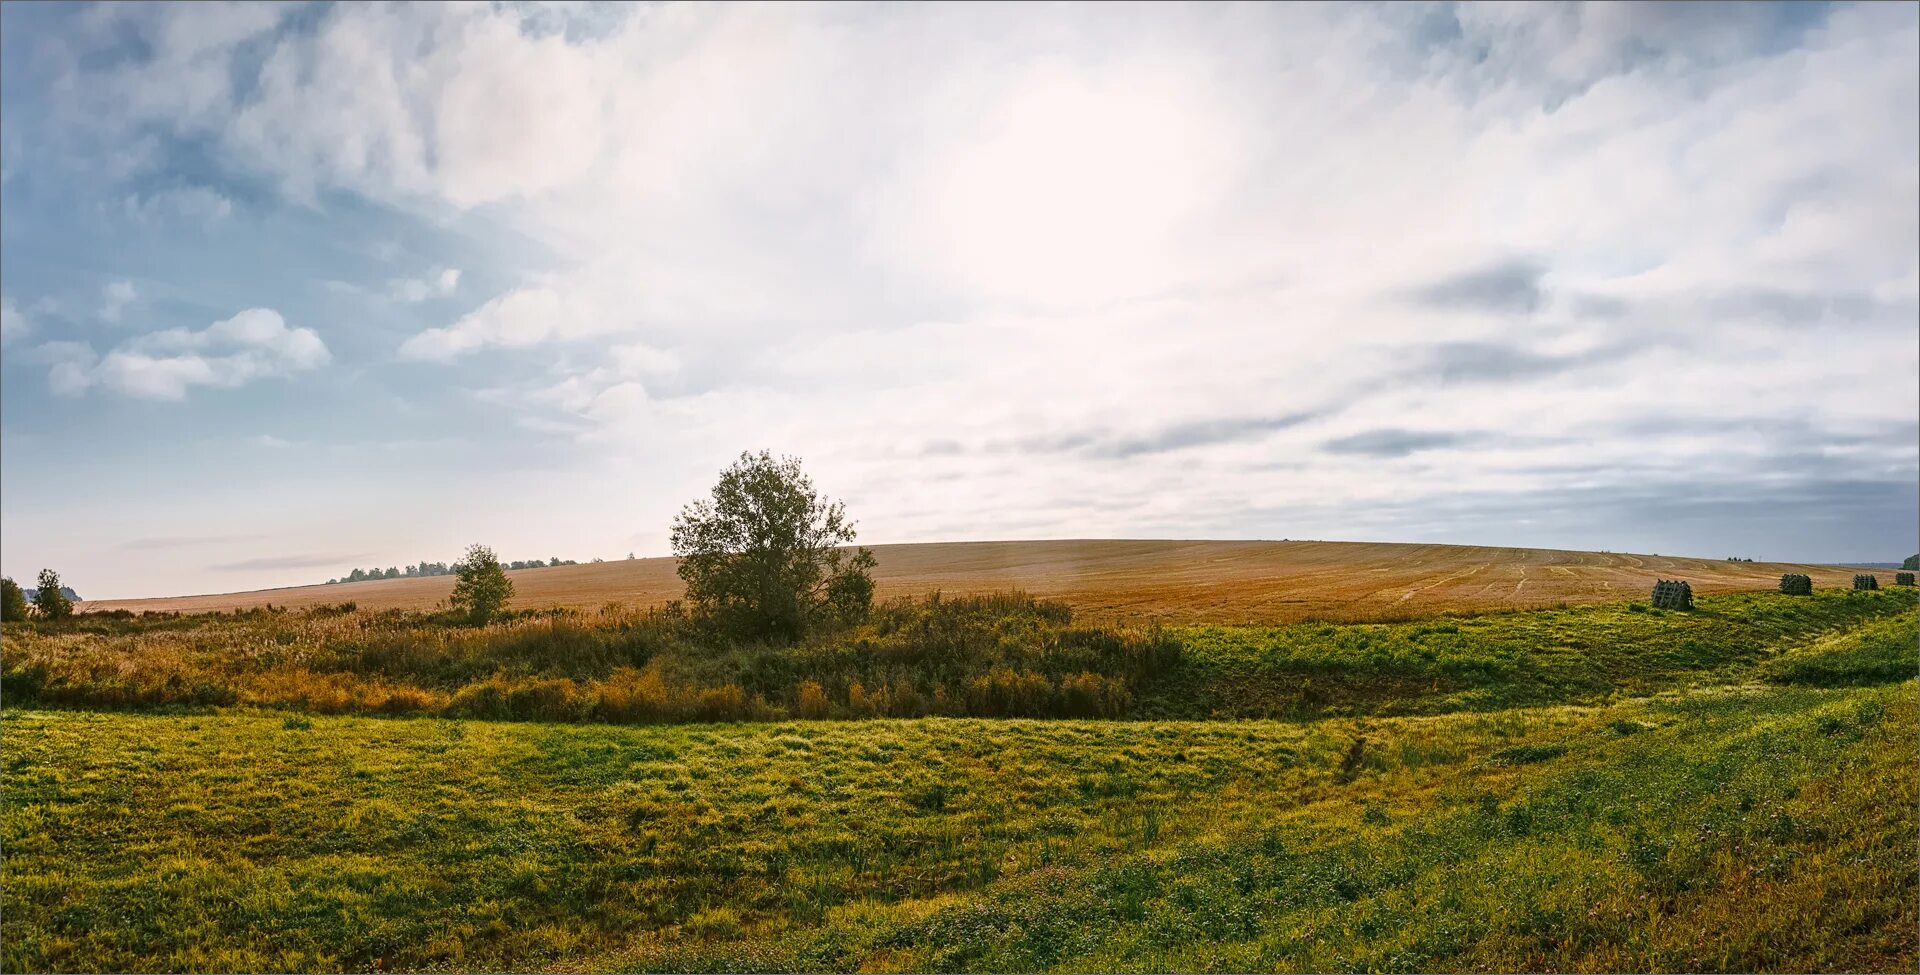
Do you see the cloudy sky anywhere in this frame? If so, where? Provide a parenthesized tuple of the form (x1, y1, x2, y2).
(1, 1, 1915, 599)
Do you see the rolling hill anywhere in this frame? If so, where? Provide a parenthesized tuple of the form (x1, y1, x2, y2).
(77, 539, 1891, 624)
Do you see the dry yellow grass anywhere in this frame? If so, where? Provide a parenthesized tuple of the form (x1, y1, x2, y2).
(78, 539, 1888, 624)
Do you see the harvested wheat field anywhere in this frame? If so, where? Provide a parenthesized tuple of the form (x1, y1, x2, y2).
(78, 539, 1886, 624)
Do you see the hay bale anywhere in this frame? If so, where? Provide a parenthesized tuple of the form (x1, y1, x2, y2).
(1778, 573, 1812, 595)
(1853, 574, 1879, 591)
(1895, 572, 1914, 587)
(1651, 579, 1694, 610)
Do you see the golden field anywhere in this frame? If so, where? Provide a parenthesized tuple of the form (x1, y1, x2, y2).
(79, 538, 1885, 623)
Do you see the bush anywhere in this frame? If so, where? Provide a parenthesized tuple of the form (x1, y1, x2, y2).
(795, 680, 832, 719)
(690, 684, 750, 722)
(446, 679, 512, 720)
(593, 667, 675, 723)
(0, 577, 27, 621)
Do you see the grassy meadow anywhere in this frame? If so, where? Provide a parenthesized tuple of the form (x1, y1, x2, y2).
(4, 589, 1909, 722)
(2, 588, 1915, 971)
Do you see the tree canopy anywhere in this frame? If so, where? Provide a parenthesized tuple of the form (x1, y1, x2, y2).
(33, 569, 73, 620)
(450, 544, 514, 624)
(0, 577, 27, 621)
(671, 450, 876, 641)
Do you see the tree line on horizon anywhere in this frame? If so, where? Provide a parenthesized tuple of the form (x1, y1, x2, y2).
(324, 555, 621, 585)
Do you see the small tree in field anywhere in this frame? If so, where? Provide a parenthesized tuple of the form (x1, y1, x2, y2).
(450, 544, 513, 624)
(671, 450, 877, 641)
(33, 569, 72, 620)
(1, 577, 28, 621)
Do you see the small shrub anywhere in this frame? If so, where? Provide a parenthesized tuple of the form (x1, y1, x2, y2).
(1334, 736, 1368, 784)
(376, 687, 439, 715)
(690, 684, 749, 722)
(504, 678, 585, 722)
(794, 680, 832, 719)
(446, 679, 512, 720)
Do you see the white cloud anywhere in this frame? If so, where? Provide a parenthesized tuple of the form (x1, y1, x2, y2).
(48, 308, 331, 400)
(389, 267, 461, 303)
(400, 278, 568, 359)
(0, 298, 30, 346)
(123, 185, 234, 224)
(878, 66, 1248, 307)
(36, 341, 99, 396)
(99, 280, 136, 323)
(15, 3, 1916, 572)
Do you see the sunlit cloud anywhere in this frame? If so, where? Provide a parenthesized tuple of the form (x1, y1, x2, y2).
(1, 1, 1914, 597)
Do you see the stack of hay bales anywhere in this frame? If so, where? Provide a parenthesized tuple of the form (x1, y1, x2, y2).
(1897, 572, 1916, 587)
(1778, 573, 1812, 595)
(1651, 579, 1694, 609)
(1853, 574, 1879, 591)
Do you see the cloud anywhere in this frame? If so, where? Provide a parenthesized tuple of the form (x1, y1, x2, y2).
(1024, 412, 1327, 460)
(0, 298, 29, 346)
(1104, 412, 1324, 458)
(4, 1, 1914, 596)
(1406, 261, 1546, 315)
(1323, 429, 1477, 458)
(1415, 340, 1634, 385)
(400, 281, 568, 359)
(123, 185, 234, 224)
(36, 341, 101, 396)
(48, 308, 330, 400)
(389, 267, 461, 303)
(99, 280, 137, 323)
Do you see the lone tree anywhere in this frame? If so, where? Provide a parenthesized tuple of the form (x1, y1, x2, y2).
(671, 450, 876, 641)
(33, 568, 73, 620)
(0, 577, 27, 621)
(450, 544, 514, 624)
(1904, 554, 1919, 571)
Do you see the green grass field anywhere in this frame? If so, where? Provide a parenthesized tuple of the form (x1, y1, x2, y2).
(3, 592, 1915, 972)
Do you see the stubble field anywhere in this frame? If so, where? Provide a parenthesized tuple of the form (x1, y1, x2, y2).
(78, 538, 1886, 624)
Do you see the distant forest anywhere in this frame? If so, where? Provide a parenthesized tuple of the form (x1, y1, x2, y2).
(323, 555, 627, 585)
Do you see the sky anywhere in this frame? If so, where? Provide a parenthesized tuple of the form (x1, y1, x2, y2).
(1, 1, 1916, 600)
